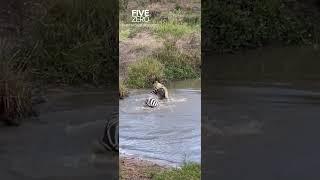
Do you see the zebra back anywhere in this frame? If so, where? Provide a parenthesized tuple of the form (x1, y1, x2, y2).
(145, 89, 160, 108)
(101, 112, 119, 152)
(145, 97, 159, 108)
(150, 89, 158, 95)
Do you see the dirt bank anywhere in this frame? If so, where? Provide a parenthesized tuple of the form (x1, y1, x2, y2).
(120, 156, 168, 180)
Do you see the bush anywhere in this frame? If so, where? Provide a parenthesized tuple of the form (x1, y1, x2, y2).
(127, 58, 165, 88)
(16, 0, 118, 85)
(203, 0, 320, 53)
(119, 80, 129, 99)
(154, 42, 200, 80)
(0, 61, 32, 126)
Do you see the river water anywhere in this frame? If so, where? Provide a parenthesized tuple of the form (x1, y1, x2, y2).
(119, 79, 201, 167)
(203, 46, 320, 179)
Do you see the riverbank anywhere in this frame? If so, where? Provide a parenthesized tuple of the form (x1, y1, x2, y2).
(120, 156, 168, 180)
(203, 0, 320, 53)
(119, 0, 201, 90)
(120, 156, 201, 180)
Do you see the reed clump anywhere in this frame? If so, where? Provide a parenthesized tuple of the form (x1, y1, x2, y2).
(0, 62, 32, 126)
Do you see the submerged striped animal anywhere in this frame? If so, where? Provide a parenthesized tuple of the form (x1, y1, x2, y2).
(144, 83, 168, 108)
(100, 112, 119, 152)
(145, 89, 160, 108)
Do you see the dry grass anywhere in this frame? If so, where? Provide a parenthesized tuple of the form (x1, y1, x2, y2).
(119, 0, 201, 88)
(119, 80, 129, 99)
(0, 61, 32, 125)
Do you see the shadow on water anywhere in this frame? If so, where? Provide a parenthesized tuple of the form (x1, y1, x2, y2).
(207, 46, 320, 82)
(203, 46, 320, 180)
(120, 79, 201, 167)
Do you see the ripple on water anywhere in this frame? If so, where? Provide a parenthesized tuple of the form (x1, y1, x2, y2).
(119, 88, 201, 167)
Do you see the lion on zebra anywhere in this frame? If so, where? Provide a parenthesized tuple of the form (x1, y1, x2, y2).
(100, 81, 169, 152)
(145, 81, 169, 108)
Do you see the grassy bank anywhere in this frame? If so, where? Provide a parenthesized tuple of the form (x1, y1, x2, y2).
(1, 0, 118, 124)
(3, 0, 320, 106)
(120, 0, 201, 89)
(203, 0, 320, 53)
(8, 0, 118, 85)
(0, 61, 32, 125)
(120, 156, 200, 180)
(151, 163, 201, 180)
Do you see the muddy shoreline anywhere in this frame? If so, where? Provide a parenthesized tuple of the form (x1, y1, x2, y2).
(120, 155, 169, 180)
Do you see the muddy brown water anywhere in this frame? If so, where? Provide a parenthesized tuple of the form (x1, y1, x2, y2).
(120, 79, 201, 167)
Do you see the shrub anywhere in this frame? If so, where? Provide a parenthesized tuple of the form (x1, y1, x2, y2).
(17, 0, 118, 85)
(154, 42, 200, 80)
(203, 0, 320, 53)
(0, 61, 32, 126)
(119, 80, 129, 99)
(127, 58, 164, 88)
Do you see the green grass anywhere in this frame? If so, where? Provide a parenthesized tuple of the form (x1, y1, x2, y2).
(127, 58, 165, 88)
(203, 0, 320, 53)
(152, 21, 195, 39)
(120, 23, 154, 40)
(124, 43, 200, 89)
(119, 28, 131, 41)
(119, 1, 201, 89)
(151, 10, 200, 39)
(154, 42, 200, 80)
(13, 0, 118, 85)
(151, 163, 201, 180)
(123, 9, 200, 40)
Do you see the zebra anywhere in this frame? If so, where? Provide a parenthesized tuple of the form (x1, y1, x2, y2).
(144, 87, 167, 108)
(100, 112, 119, 152)
(145, 89, 160, 108)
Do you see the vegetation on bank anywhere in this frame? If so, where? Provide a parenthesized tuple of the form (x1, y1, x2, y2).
(119, 80, 129, 99)
(1, 0, 117, 124)
(120, 0, 201, 89)
(127, 58, 165, 88)
(9, 0, 117, 85)
(121, 0, 320, 88)
(124, 40, 201, 88)
(120, 157, 200, 180)
(2, 0, 320, 97)
(203, 0, 320, 53)
(124, 41, 201, 89)
(150, 163, 201, 180)
(154, 42, 200, 80)
(0, 61, 32, 125)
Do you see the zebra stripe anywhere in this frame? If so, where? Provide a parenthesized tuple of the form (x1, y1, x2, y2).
(101, 112, 119, 152)
(150, 89, 158, 95)
(145, 97, 159, 108)
(145, 89, 164, 108)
